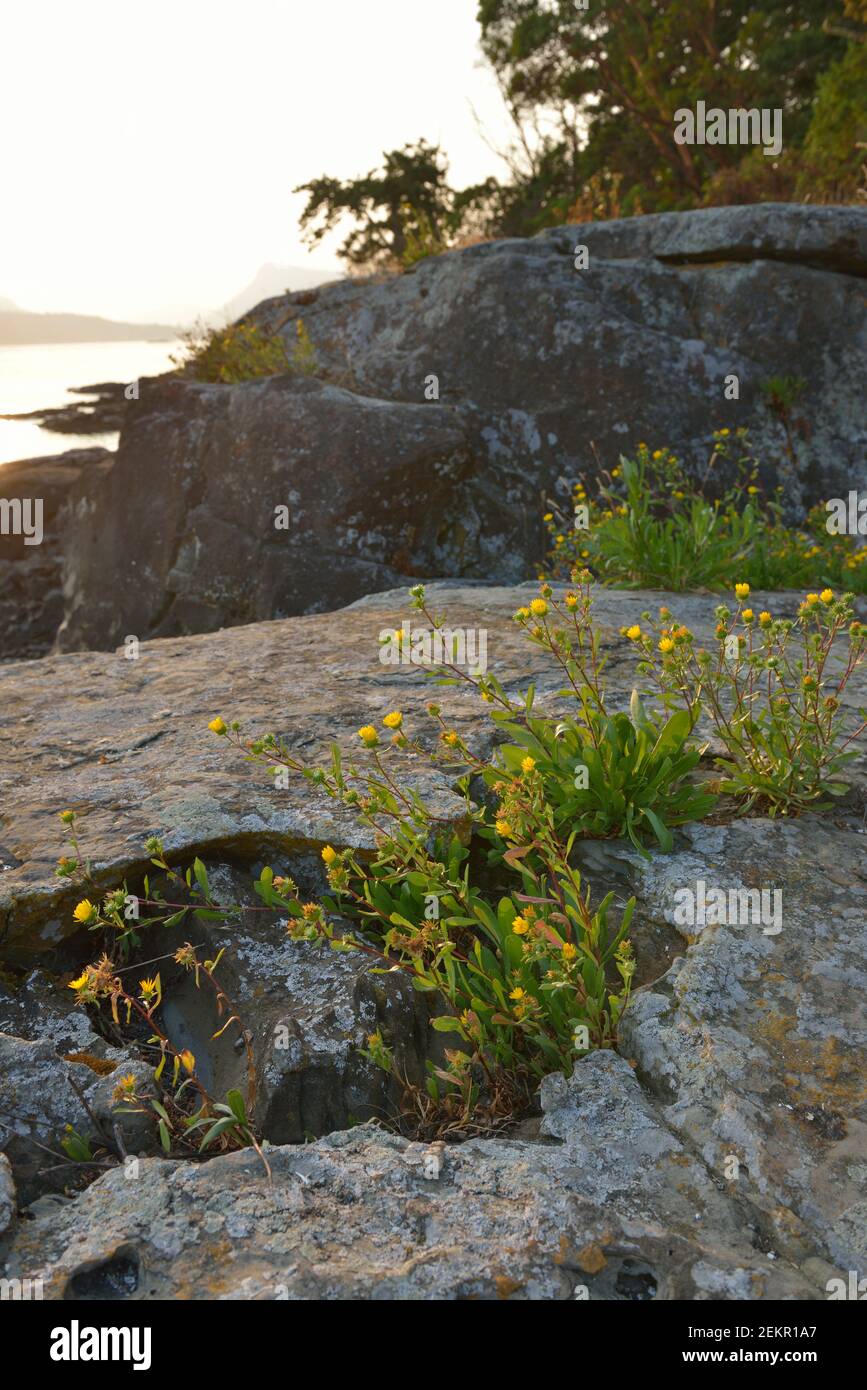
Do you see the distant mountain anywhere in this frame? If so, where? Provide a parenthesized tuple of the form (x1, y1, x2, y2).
(220, 263, 341, 322)
(0, 311, 177, 346)
(0, 295, 19, 311)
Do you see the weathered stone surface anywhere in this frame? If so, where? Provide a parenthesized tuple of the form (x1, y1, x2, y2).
(1, 581, 865, 1297)
(1, 582, 864, 953)
(49, 202, 867, 652)
(618, 815, 867, 1275)
(0, 1034, 157, 1204)
(154, 861, 450, 1142)
(0, 1052, 825, 1300)
(551, 203, 867, 277)
(255, 202, 867, 513)
(55, 375, 502, 652)
(0, 448, 112, 660)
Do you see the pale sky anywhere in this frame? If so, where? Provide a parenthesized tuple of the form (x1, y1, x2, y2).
(0, 0, 515, 324)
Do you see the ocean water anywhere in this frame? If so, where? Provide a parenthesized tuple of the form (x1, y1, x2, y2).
(0, 339, 180, 466)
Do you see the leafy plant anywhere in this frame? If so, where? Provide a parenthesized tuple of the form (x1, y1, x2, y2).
(59, 817, 267, 1168)
(204, 575, 734, 1119)
(501, 585, 716, 851)
(171, 319, 289, 383)
(544, 432, 867, 595)
(627, 585, 867, 813)
(289, 318, 318, 375)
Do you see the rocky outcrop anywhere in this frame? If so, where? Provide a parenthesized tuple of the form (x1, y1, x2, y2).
(55, 376, 501, 651)
(0, 1055, 825, 1301)
(0, 582, 865, 1298)
(51, 203, 867, 653)
(0, 448, 112, 660)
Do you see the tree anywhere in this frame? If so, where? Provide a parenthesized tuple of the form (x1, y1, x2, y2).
(475, 0, 848, 219)
(294, 140, 457, 269)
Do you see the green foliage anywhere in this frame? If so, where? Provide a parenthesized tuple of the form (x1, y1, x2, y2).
(291, 7, 865, 267)
(185, 1089, 258, 1154)
(545, 434, 867, 595)
(289, 318, 318, 375)
(490, 693, 716, 856)
(476, 0, 853, 225)
(801, 38, 867, 198)
(172, 320, 289, 383)
(632, 590, 867, 813)
(228, 578, 727, 1111)
(295, 140, 459, 269)
(60, 1125, 94, 1163)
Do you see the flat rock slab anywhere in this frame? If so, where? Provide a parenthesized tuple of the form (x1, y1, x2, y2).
(4, 583, 863, 956)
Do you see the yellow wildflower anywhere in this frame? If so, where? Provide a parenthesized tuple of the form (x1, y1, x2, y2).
(357, 725, 379, 746)
(495, 819, 512, 838)
(321, 846, 337, 866)
(208, 717, 227, 735)
(562, 942, 578, 961)
(521, 756, 536, 773)
(509, 986, 526, 1001)
(658, 637, 674, 654)
(512, 918, 529, 935)
(735, 583, 750, 600)
(73, 899, 97, 925)
(382, 711, 403, 729)
(626, 625, 642, 641)
(820, 589, 834, 604)
(530, 598, 548, 617)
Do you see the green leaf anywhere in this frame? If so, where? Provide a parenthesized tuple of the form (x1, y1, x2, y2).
(225, 1089, 247, 1124)
(193, 857, 210, 897)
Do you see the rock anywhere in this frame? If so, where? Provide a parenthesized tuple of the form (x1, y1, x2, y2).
(0, 448, 113, 660)
(0, 1053, 822, 1300)
(617, 815, 867, 1274)
(50, 202, 867, 653)
(0, 1034, 158, 1204)
(55, 375, 497, 652)
(2, 581, 864, 955)
(152, 861, 451, 1142)
(1, 581, 865, 1295)
(9, 580, 861, 957)
(552, 203, 867, 277)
